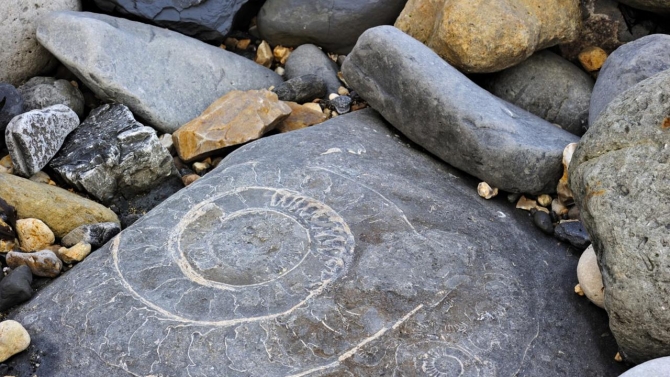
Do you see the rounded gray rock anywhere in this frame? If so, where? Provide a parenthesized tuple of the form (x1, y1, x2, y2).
(284, 45, 342, 95)
(257, 0, 407, 54)
(485, 50, 594, 136)
(589, 34, 670, 126)
(619, 356, 670, 377)
(18, 77, 85, 118)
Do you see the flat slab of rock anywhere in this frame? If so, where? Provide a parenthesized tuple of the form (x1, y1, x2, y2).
(5, 104, 79, 177)
(36, 11, 284, 133)
(8, 109, 623, 376)
(92, 0, 251, 41)
(342, 26, 579, 194)
(51, 104, 174, 203)
(394, 0, 580, 73)
(570, 69, 670, 363)
(589, 34, 670, 125)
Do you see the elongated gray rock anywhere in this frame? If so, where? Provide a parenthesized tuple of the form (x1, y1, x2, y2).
(484, 50, 594, 136)
(36, 11, 284, 133)
(50, 104, 174, 203)
(284, 44, 342, 95)
(7, 110, 623, 376)
(589, 34, 670, 125)
(5, 105, 79, 177)
(92, 0, 251, 41)
(570, 69, 670, 364)
(342, 26, 579, 194)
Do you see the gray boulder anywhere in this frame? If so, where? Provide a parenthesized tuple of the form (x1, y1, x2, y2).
(570, 69, 670, 364)
(36, 11, 284, 133)
(342, 26, 579, 194)
(0, 84, 23, 146)
(50, 104, 174, 203)
(284, 45, 342, 95)
(7, 109, 623, 376)
(18, 77, 85, 118)
(0, 0, 81, 86)
(5, 104, 79, 177)
(589, 34, 670, 125)
(484, 50, 594, 136)
(257, 0, 407, 54)
(61, 222, 121, 248)
(620, 356, 670, 377)
(92, 0, 250, 41)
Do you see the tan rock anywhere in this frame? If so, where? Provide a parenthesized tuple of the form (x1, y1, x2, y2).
(273, 45, 291, 65)
(577, 245, 605, 308)
(192, 161, 210, 174)
(516, 196, 550, 214)
(537, 194, 553, 207)
(578, 46, 608, 72)
(236, 39, 251, 50)
(557, 142, 578, 204)
(173, 90, 292, 162)
(275, 102, 327, 133)
(552, 198, 568, 217)
(0, 320, 30, 362)
(15, 218, 54, 252)
(394, 0, 581, 73)
(7, 249, 62, 277)
(255, 41, 273, 68)
(477, 182, 499, 199)
(182, 174, 200, 186)
(574, 283, 584, 296)
(337, 86, 350, 96)
(0, 155, 13, 174)
(0, 173, 120, 238)
(303, 103, 322, 113)
(0, 239, 17, 253)
(57, 242, 92, 264)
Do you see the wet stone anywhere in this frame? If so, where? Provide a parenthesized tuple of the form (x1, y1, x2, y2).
(6, 110, 623, 376)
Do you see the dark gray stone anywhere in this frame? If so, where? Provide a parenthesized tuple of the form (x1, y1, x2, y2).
(272, 74, 327, 103)
(257, 0, 407, 54)
(5, 104, 79, 177)
(92, 0, 250, 41)
(108, 174, 184, 228)
(50, 104, 174, 203)
(570, 69, 670, 364)
(589, 34, 670, 126)
(8, 109, 623, 376)
(329, 95, 352, 114)
(0, 198, 16, 241)
(0, 84, 23, 141)
(0, 266, 32, 312)
(342, 26, 580, 194)
(484, 50, 594, 136)
(532, 210, 554, 235)
(18, 76, 85, 118)
(620, 356, 670, 377)
(617, 0, 670, 14)
(285, 44, 342, 95)
(36, 11, 284, 133)
(61, 222, 121, 248)
(553, 221, 590, 250)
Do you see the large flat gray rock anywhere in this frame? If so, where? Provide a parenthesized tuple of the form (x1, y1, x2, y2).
(570, 69, 670, 364)
(342, 26, 579, 194)
(36, 11, 284, 133)
(9, 109, 623, 376)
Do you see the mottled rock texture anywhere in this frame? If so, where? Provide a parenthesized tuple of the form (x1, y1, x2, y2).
(18, 77, 85, 118)
(61, 222, 121, 248)
(342, 26, 579, 194)
(7, 110, 623, 376)
(570, 69, 670, 364)
(395, 0, 580, 72)
(36, 11, 283, 133)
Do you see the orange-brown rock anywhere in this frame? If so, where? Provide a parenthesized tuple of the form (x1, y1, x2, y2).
(394, 0, 580, 73)
(173, 90, 292, 162)
(275, 102, 327, 133)
(578, 46, 608, 72)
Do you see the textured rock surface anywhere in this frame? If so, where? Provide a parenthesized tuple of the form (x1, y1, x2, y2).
(0, 174, 119, 238)
(7, 250, 62, 278)
(7, 110, 624, 376)
(57, 242, 92, 264)
(15, 219, 54, 252)
(36, 11, 284, 133)
(0, 84, 23, 142)
(578, 246, 605, 308)
(18, 77, 85, 118)
(554, 220, 591, 250)
(51, 104, 174, 203)
(61, 222, 121, 248)
(0, 267, 33, 312)
(92, 0, 250, 41)
(276, 102, 327, 133)
(589, 34, 670, 125)
(272, 74, 327, 103)
(173, 90, 291, 162)
(0, 0, 81, 86)
(620, 356, 670, 377)
(617, 0, 670, 13)
(484, 50, 594, 135)
(394, 0, 580, 73)
(284, 45, 342, 95)
(570, 69, 670, 363)
(342, 26, 579, 194)
(0, 320, 30, 362)
(5, 105, 79, 177)
(257, 0, 407, 54)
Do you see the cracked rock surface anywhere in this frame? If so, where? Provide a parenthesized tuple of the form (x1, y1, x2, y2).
(8, 110, 622, 376)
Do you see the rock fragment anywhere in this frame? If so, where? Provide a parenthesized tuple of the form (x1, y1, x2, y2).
(272, 75, 327, 103)
(285, 45, 342, 95)
(0, 320, 30, 362)
(61, 222, 120, 248)
(18, 77, 85, 118)
(477, 182, 498, 199)
(275, 102, 327, 133)
(7, 250, 62, 278)
(57, 242, 92, 263)
(554, 220, 590, 250)
(577, 246, 604, 308)
(0, 266, 33, 312)
(15, 219, 54, 252)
